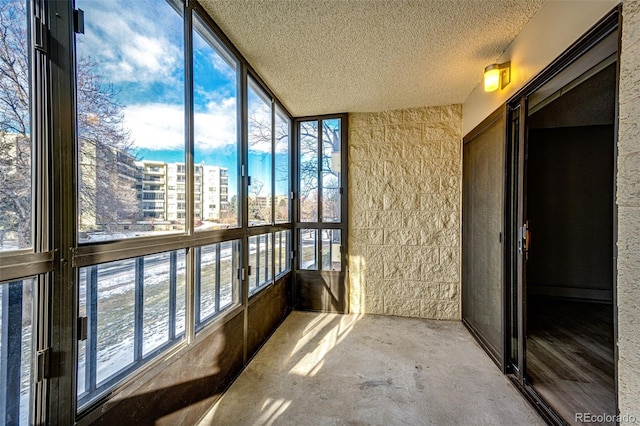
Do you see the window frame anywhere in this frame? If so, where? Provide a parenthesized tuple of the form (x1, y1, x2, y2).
(75, 249, 188, 410)
(0, 0, 295, 422)
(0, 0, 52, 423)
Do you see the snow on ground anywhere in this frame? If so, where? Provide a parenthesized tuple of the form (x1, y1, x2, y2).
(4, 230, 283, 409)
(76, 242, 238, 402)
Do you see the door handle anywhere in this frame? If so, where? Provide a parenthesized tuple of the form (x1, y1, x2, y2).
(518, 221, 530, 258)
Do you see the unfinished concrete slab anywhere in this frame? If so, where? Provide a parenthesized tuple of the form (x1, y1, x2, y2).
(199, 312, 543, 425)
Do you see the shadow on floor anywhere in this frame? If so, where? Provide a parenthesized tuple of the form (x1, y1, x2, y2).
(199, 312, 544, 425)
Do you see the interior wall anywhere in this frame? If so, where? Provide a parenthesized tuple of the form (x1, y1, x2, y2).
(348, 105, 462, 320)
(526, 125, 614, 300)
(462, 0, 618, 135)
(526, 64, 615, 302)
(617, 1, 640, 421)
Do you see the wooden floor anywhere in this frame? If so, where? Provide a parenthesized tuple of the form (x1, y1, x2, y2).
(526, 297, 615, 425)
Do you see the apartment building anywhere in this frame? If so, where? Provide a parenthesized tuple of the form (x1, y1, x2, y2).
(137, 160, 229, 226)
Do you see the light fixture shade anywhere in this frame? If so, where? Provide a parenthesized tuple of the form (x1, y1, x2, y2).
(484, 64, 500, 92)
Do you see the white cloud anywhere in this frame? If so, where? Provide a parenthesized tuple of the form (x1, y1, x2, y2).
(77, 0, 182, 86)
(115, 34, 180, 81)
(124, 98, 238, 151)
(194, 98, 237, 150)
(124, 103, 185, 151)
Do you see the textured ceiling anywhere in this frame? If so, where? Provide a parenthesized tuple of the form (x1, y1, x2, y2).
(200, 0, 544, 116)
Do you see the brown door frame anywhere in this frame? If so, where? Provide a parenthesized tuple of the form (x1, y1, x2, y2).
(292, 114, 349, 313)
(461, 104, 509, 371)
(505, 7, 621, 424)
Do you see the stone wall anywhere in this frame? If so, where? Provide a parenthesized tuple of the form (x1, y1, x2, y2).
(348, 105, 462, 320)
(617, 1, 640, 421)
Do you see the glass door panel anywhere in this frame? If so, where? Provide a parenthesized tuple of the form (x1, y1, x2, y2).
(298, 121, 319, 223)
(294, 115, 347, 313)
(321, 119, 341, 223)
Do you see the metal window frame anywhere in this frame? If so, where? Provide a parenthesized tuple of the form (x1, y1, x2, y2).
(248, 232, 274, 297)
(76, 249, 189, 411)
(0, 0, 297, 422)
(247, 76, 275, 228)
(0, 0, 54, 424)
(294, 114, 349, 269)
(194, 239, 242, 332)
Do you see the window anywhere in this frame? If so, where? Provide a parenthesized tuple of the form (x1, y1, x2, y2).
(274, 230, 291, 277)
(0, 0, 295, 422)
(195, 241, 241, 328)
(299, 121, 319, 222)
(0, 277, 35, 425)
(249, 234, 273, 294)
(77, 250, 187, 408)
(322, 119, 341, 223)
(193, 13, 239, 231)
(0, 0, 31, 252)
(275, 108, 291, 223)
(321, 229, 341, 271)
(296, 117, 344, 272)
(248, 78, 273, 226)
(299, 229, 318, 270)
(76, 0, 185, 243)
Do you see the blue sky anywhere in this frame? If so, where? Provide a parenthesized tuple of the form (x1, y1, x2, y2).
(76, 0, 289, 198)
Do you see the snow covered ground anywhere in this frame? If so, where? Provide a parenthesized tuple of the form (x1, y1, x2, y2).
(76, 243, 238, 402)
(4, 232, 289, 416)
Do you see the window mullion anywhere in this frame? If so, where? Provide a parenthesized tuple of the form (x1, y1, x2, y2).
(214, 243, 221, 313)
(134, 258, 144, 362)
(184, 3, 196, 345)
(193, 247, 201, 329)
(169, 251, 177, 341)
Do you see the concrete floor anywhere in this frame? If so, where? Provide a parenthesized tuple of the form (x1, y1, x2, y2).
(199, 312, 544, 425)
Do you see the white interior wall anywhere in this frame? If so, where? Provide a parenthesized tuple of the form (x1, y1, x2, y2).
(462, 0, 618, 136)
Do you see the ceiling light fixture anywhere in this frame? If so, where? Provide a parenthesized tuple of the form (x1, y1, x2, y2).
(484, 62, 511, 92)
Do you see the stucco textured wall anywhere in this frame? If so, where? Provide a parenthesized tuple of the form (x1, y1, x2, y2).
(618, 1, 640, 422)
(348, 105, 462, 320)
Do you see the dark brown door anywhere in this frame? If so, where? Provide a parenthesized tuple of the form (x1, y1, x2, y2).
(462, 105, 507, 367)
(294, 115, 348, 313)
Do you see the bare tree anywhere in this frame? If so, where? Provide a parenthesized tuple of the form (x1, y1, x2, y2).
(248, 179, 268, 223)
(0, 0, 138, 246)
(247, 113, 341, 223)
(297, 120, 341, 222)
(0, 0, 32, 248)
(247, 107, 273, 224)
(76, 56, 139, 233)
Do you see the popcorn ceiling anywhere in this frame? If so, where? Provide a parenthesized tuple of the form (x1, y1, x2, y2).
(201, 0, 543, 115)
